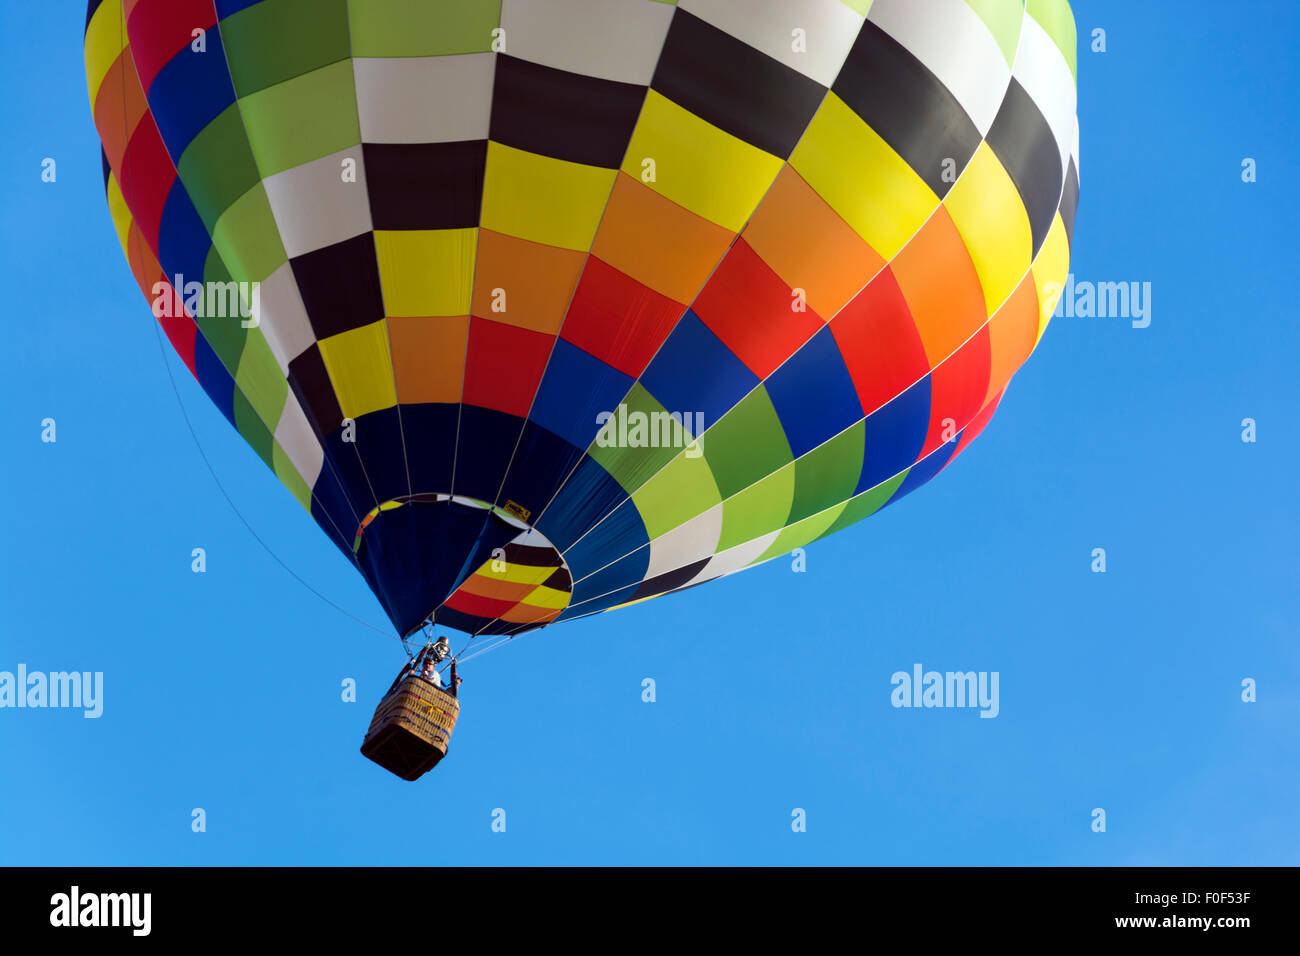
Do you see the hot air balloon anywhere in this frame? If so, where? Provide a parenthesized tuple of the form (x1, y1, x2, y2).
(85, 0, 1079, 778)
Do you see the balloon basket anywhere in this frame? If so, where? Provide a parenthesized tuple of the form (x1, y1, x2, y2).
(360, 675, 461, 781)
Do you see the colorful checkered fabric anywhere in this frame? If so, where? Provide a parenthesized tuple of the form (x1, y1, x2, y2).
(85, 0, 1079, 636)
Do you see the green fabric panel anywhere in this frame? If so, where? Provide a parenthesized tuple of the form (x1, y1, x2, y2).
(818, 471, 909, 539)
(210, 183, 287, 284)
(347, 0, 502, 57)
(758, 501, 849, 562)
(717, 462, 795, 552)
(964, 0, 1026, 69)
(272, 442, 313, 511)
(839, 0, 873, 14)
(238, 60, 360, 177)
(222, 0, 352, 97)
(233, 388, 276, 470)
(701, 385, 794, 500)
(1026, 0, 1078, 81)
(193, 249, 246, 370)
(177, 105, 261, 233)
(587, 384, 683, 495)
(631, 452, 721, 541)
(788, 421, 864, 525)
(235, 330, 288, 434)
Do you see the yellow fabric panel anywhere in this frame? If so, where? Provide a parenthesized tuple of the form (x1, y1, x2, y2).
(374, 228, 477, 317)
(521, 585, 571, 611)
(85, 0, 127, 105)
(317, 319, 398, 420)
(471, 560, 557, 588)
(480, 142, 616, 251)
(631, 453, 722, 541)
(943, 142, 1033, 317)
(789, 93, 938, 260)
(718, 463, 796, 552)
(210, 183, 288, 284)
(1031, 213, 1071, 343)
(606, 595, 654, 613)
(757, 501, 849, 563)
(271, 442, 313, 512)
(105, 173, 133, 253)
(621, 90, 784, 232)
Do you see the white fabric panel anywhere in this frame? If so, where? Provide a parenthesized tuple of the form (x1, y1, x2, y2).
(353, 54, 495, 143)
(262, 147, 373, 259)
(254, 261, 316, 372)
(868, 0, 1011, 135)
(513, 527, 553, 547)
(1013, 14, 1077, 179)
(699, 530, 781, 580)
(273, 390, 325, 489)
(500, 0, 675, 84)
(645, 504, 723, 579)
(680, 0, 864, 87)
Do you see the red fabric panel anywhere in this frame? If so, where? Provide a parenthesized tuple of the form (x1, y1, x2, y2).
(922, 325, 992, 457)
(693, 238, 824, 379)
(118, 117, 177, 249)
(443, 588, 518, 620)
(125, 0, 218, 92)
(462, 316, 552, 417)
(829, 266, 930, 417)
(956, 389, 1004, 456)
(560, 257, 683, 378)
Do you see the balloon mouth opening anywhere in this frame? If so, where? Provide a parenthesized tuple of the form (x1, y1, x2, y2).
(353, 492, 533, 554)
(354, 493, 573, 638)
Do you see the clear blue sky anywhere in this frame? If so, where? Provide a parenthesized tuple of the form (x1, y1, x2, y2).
(1, 2, 1296, 866)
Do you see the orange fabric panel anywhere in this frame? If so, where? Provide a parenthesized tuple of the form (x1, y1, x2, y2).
(127, 224, 160, 295)
(387, 315, 469, 404)
(890, 206, 987, 367)
(984, 274, 1039, 407)
(470, 229, 586, 335)
(498, 603, 562, 625)
(742, 167, 886, 320)
(455, 573, 539, 604)
(93, 51, 151, 173)
(591, 173, 733, 305)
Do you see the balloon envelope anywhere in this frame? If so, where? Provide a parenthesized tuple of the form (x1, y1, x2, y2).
(84, 0, 1080, 637)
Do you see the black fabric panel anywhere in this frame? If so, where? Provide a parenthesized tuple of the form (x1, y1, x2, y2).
(651, 10, 825, 159)
(542, 565, 572, 590)
(337, 406, 408, 506)
(489, 55, 646, 168)
(494, 420, 584, 530)
(356, 500, 521, 636)
(362, 141, 487, 230)
(832, 20, 982, 199)
(1060, 157, 1079, 248)
(288, 343, 344, 437)
(435, 607, 547, 637)
(631, 557, 711, 601)
(398, 402, 460, 497)
(987, 79, 1063, 255)
(309, 456, 363, 558)
(452, 405, 527, 504)
(503, 542, 562, 567)
(101, 147, 111, 188)
(289, 232, 385, 339)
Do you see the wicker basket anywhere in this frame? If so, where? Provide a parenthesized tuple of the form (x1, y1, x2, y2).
(360, 674, 461, 781)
